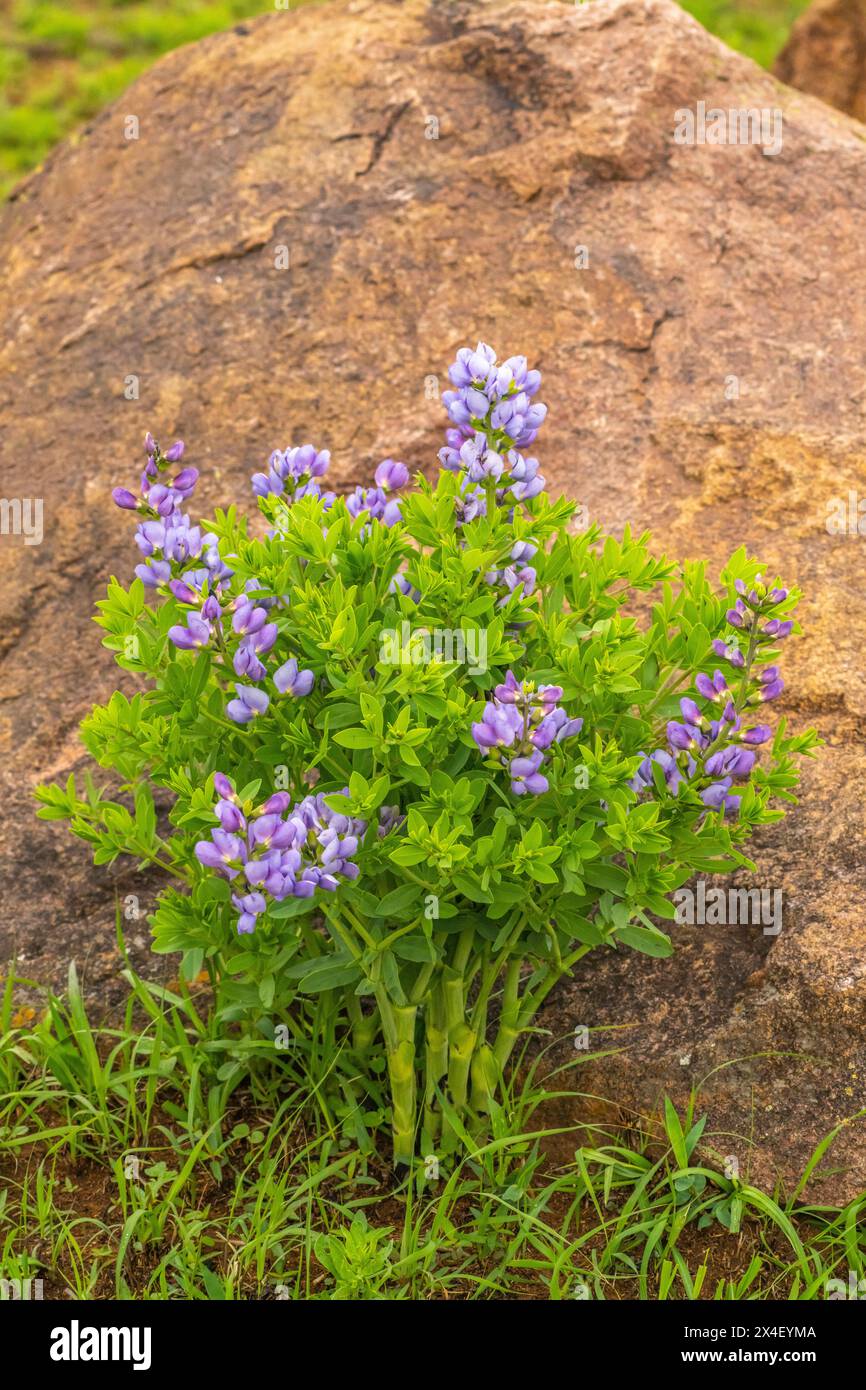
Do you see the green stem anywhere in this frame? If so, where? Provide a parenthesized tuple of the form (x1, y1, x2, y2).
(491, 956, 522, 1072)
(470, 1043, 498, 1116)
(423, 978, 448, 1144)
(443, 968, 475, 1110)
(347, 993, 378, 1055)
(381, 1000, 418, 1166)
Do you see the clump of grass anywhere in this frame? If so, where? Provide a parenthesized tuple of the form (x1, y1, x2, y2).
(1, 934, 863, 1300)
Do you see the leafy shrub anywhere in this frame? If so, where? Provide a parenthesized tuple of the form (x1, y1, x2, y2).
(36, 343, 818, 1165)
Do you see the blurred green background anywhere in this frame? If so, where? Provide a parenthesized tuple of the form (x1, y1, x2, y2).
(0, 0, 811, 200)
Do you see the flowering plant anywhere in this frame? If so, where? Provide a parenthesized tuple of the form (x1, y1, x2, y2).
(36, 344, 818, 1166)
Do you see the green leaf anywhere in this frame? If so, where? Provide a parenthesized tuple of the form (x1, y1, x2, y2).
(583, 862, 629, 895)
(663, 1096, 689, 1168)
(333, 729, 379, 750)
(452, 872, 493, 904)
(369, 884, 421, 919)
(616, 924, 673, 958)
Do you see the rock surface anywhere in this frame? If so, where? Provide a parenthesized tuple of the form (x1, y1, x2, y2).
(1, 0, 864, 1199)
(775, 0, 866, 120)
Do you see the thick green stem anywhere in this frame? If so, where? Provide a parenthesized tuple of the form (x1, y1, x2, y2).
(469, 1043, 498, 1115)
(346, 993, 378, 1056)
(380, 999, 418, 1166)
(491, 956, 522, 1072)
(423, 979, 448, 1144)
(443, 969, 475, 1110)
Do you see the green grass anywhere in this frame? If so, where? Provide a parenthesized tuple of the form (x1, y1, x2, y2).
(1, 933, 863, 1301)
(0, 0, 279, 197)
(679, 0, 811, 71)
(0, 0, 815, 202)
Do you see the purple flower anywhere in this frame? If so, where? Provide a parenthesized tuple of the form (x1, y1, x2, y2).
(233, 640, 267, 682)
(631, 749, 693, 797)
(389, 574, 421, 603)
(726, 602, 746, 627)
(509, 750, 549, 796)
(712, 638, 745, 669)
(494, 670, 522, 704)
(112, 487, 139, 510)
(227, 684, 270, 724)
(233, 891, 266, 935)
(171, 467, 198, 496)
(214, 772, 236, 800)
(757, 678, 784, 701)
(701, 779, 741, 816)
(695, 670, 728, 703)
(472, 702, 523, 749)
(232, 601, 268, 636)
(135, 559, 171, 587)
(195, 829, 246, 876)
(216, 798, 246, 833)
(346, 485, 402, 528)
(378, 804, 405, 837)
(274, 658, 315, 697)
(741, 724, 772, 745)
(473, 671, 582, 794)
(680, 697, 704, 726)
(532, 707, 583, 750)
(164, 441, 185, 463)
(705, 746, 756, 778)
(667, 721, 705, 752)
(374, 458, 409, 491)
(169, 613, 211, 650)
(538, 684, 563, 707)
(195, 778, 368, 933)
(252, 444, 331, 500)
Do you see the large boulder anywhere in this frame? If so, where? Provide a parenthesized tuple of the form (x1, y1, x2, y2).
(775, 0, 866, 120)
(1, 0, 864, 1199)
